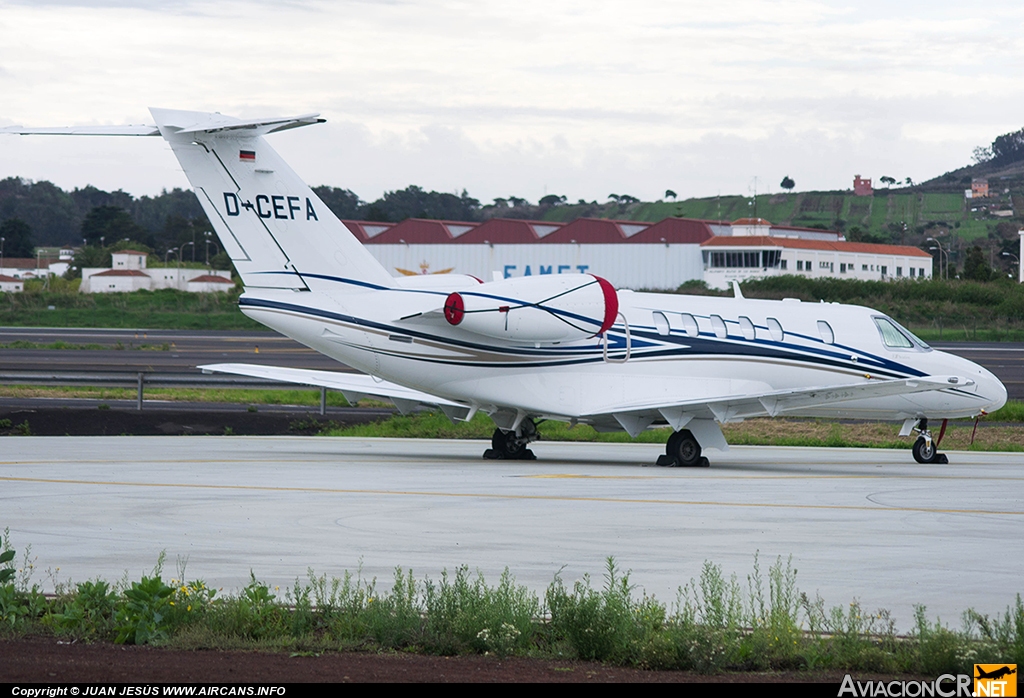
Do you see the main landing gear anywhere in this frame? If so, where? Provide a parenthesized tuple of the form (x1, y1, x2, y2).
(656, 429, 710, 468)
(912, 418, 949, 464)
(484, 418, 538, 460)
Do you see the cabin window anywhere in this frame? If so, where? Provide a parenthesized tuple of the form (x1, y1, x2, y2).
(652, 311, 671, 336)
(710, 314, 728, 338)
(738, 316, 756, 340)
(679, 313, 699, 337)
(817, 320, 835, 345)
(766, 317, 784, 342)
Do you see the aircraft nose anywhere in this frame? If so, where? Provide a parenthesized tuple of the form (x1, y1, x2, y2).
(974, 364, 1007, 413)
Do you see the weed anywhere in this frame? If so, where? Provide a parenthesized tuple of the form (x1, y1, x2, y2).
(50, 580, 118, 639)
(546, 557, 662, 664)
(114, 575, 175, 644)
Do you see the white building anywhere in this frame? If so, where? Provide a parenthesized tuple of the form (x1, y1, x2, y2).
(82, 250, 232, 293)
(701, 236, 933, 289)
(0, 274, 24, 292)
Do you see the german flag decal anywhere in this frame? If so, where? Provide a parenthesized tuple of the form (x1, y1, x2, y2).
(239, 150, 256, 162)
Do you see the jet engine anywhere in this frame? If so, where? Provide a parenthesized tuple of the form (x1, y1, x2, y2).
(443, 274, 618, 343)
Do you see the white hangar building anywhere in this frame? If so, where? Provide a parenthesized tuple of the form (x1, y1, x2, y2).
(342, 216, 929, 291)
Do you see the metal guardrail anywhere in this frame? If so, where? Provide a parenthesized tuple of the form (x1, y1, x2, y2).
(0, 371, 332, 414)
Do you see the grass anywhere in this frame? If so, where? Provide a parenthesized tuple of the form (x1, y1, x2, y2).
(0, 286, 260, 330)
(1, 532, 1021, 673)
(0, 385, 354, 407)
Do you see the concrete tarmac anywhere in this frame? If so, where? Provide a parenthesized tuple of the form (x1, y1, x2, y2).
(1, 436, 1020, 629)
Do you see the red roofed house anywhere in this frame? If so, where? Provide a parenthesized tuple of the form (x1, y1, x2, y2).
(0, 274, 24, 293)
(701, 236, 932, 289)
(187, 274, 236, 293)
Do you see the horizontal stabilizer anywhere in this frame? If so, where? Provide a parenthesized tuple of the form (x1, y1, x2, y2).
(174, 113, 324, 136)
(197, 363, 464, 410)
(0, 125, 160, 136)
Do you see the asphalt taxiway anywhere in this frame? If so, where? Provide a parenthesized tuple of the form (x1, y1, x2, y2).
(2, 437, 1020, 628)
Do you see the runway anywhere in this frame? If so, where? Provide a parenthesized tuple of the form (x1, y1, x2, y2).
(2, 436, 1020, 629)
(1, 328, 1022, 398)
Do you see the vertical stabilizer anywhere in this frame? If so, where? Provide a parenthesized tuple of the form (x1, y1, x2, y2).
(149, 108, 394, 291)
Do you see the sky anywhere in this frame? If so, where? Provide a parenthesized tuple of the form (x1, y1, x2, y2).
(1, 0, 1023, 205)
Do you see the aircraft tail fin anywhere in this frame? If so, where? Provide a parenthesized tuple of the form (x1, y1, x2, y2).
(149, 108, 394, 291)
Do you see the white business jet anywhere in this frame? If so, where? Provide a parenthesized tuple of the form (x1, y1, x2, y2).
(3, 109, 1007, 466)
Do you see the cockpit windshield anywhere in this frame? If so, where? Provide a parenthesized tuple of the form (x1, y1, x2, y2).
(873, 316, 931, 351)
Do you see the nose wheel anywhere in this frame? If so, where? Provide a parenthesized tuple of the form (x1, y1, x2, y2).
(911, 419, 949, 464)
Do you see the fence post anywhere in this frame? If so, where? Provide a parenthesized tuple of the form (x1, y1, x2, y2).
(137, 373, 144, 411)
(320, 386, 327, 416)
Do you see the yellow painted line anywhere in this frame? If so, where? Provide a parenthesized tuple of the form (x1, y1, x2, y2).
(1, 475, 1021, 516)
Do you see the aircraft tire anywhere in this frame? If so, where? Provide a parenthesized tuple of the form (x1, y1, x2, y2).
(667, 429, 702, 467)
(488, 428, 536, 460)
(912, 436, 938, 464)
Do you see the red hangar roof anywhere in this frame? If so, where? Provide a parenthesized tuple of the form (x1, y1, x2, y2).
(454, 219, 563, 244)
(363, 219, 479, 244)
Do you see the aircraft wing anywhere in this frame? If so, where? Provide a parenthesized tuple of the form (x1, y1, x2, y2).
(587, 375, 974, 437)
(198, 363, 471, 419)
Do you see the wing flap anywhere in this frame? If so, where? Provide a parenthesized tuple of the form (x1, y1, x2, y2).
(583, 375, 974, 423)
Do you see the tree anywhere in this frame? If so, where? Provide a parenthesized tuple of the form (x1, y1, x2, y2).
(972, 146, 993, 164)
(962, 245, 993, 281)
(80, 206, 146, 246)
(989, 127, 1024, 166)
(312, 186, 365, 219)
(0, 218, 35, 258)
(880, 176, 896, 188)
(665, 189, 677, 200)
(538, 194, 566, 206)
(779, 176, 795, 191)
(361, 185, 482, 222)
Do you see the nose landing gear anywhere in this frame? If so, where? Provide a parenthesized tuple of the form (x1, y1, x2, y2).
(912, 418, 949, 464)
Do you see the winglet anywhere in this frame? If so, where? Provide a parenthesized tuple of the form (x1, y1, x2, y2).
(731, 280, 744, 299)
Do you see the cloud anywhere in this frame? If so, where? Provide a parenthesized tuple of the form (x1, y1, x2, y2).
(1, 0, 1022, 199)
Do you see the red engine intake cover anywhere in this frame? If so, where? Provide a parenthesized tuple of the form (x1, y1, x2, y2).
(444, 292, 465, 325)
